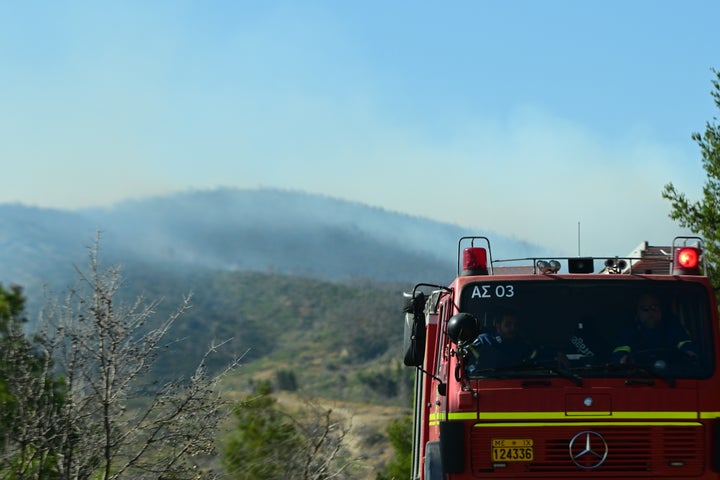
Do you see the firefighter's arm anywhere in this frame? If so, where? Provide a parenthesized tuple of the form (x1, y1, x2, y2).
(611, 345, 631, 363)
(670, 321, 698, 358)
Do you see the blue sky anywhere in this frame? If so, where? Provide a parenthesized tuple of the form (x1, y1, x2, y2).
(1, 1, 718, 255)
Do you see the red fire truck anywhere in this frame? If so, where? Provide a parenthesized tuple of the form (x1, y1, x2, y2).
(403, 236, 719, 479)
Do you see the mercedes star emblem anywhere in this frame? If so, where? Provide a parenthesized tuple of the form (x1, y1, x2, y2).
(569, 431, 608, 469)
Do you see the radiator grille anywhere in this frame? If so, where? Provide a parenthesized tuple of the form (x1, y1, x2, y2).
(470, 424, 704, 477)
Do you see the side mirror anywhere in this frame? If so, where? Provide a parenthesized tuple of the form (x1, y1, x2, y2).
(403, 292, 427, 367)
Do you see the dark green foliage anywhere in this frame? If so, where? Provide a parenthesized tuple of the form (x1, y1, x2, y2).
(356, 361, 414, 401)
(223, 382, 304, 480)
(0, 284, 26, 334)
(0, 284, 25, 450)
(376, 415, 413, 480)
(0, 284, 68, 478)
(663, 68, 720, 289)
(223, 381, 353, 480)
(275, 369, 299, 391)
(357, 369, 398, 399)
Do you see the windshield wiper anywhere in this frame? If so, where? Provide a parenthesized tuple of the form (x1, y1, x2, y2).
(533, 362, 584, 386)
(606, 363, 676, 387)
(470, 363, 583, 386)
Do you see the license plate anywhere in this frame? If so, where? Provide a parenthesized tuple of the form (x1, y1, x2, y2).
(492, 438, 534, 462)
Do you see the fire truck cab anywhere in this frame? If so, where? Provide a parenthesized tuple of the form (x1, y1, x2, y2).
(404, 236, 720, 479)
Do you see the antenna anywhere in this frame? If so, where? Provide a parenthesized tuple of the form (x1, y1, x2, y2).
(577, 221, 581, 256)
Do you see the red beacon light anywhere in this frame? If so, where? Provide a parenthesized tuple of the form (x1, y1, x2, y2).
(462, 247, 488, 276)
(673, 246, 701, 275)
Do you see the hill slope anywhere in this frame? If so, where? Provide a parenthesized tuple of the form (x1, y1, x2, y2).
(0, 187, 545, 296)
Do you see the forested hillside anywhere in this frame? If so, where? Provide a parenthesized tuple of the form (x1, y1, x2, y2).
(113, 263, 411, 405)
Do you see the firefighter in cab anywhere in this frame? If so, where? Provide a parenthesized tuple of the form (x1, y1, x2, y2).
(465, 310, 538, 372)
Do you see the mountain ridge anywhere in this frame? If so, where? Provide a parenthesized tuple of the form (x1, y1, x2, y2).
(0, 187, 546, 296)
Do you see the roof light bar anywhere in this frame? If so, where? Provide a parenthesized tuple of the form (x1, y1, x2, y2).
(462, 247, 488, 276)
(673, 246, 701, 275)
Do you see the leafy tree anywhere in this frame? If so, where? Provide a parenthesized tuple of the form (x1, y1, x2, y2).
(357, 368, 399, 399)
(223, 382, 352, 480)
(0, 283, 26, 335)
(275, 369, 299, 391)
(0, 283, 26, 437)
(376, 415, 412, 480)
(356, 361, 412, 402)
(663, 68, 720, 288)
(223, 382, 303, 480)
(1, 283, 67, 478)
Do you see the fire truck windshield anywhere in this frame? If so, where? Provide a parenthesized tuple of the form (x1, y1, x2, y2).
(458, 279, 714, 380)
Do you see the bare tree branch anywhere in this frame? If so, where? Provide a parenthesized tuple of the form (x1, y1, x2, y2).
(2, 234, 242, 479)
